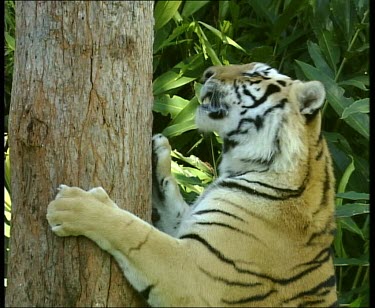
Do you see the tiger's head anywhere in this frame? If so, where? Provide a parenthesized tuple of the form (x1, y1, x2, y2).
(196, 62, 326, 174)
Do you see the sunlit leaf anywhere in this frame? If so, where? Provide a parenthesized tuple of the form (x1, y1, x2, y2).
(153, 95, 189, 118)
(153, 71, 197, 96)
(5, 32, 15, 51)
(168, 97, 199, 127)
(198, 21, 246, 53)
(171, 150, 213, 175)
(154, 1, 182, 30)
(162, 119, 197, 137)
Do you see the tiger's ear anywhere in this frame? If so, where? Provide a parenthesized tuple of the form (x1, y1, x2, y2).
(294, 81, 326, 115)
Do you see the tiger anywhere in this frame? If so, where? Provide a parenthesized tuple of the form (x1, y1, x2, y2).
(47, 62, 338, 307)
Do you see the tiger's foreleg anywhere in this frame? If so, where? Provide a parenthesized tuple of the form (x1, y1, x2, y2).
(46, 185, 193, 306)
(152, 134, 189, 236)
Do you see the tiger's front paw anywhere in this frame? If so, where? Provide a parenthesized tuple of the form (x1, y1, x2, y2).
(46, 184, 117, 237)
(152, 134, 172, 180)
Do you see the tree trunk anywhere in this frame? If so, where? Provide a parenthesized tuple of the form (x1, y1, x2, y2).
(6, 1, 153, 306)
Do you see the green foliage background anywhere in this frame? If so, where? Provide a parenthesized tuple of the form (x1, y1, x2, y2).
(5, 0, 369, 306)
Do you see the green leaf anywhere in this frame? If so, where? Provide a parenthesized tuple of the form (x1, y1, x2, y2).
(153, 71, 197, 96)
(154, 1, 182, 30)
(5, 149, 11, 192)
(162, 119, 197, 137)
(154, 23, 190, 54)
(335, 191, 369, 201)
(153, 95, 189, 118)
(334, 257, 369, 266)
(248, 0, 275, 23)
(198, 21, 246, 53)
(331, 0, 356, 42)
(168, 97, 199, 126)
(271, 0, 307, 39)
(182, 1, 210, 17)
(5, 32, 15, 51)
(335, 203, 369, 218)
(336, 155, 355, 206)
(4, 187, 12, 214)
(317, 30, 340, 72)
(307, 41, 334, 78)
(171, 150, 213, 175)
(5, 222, 11, 238)
(194, 23, 222, 65)
(338, 78, 369, 91)
(341, 98, 369, 119)
(338, 217, 364, 239)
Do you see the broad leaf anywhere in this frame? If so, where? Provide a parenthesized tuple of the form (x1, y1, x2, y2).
(153, 95, 189, 118)
(307, 41, 334, 78)
(182, 1, 210, 17)
(334, 257, 369, 266)
(335, 203, 369, 218)
(335, 191, 369, 200)
(162, 119, 197, 137)
(341, 98, 369, 119)
(153, 71, 196, 96)
(154, 1, 182, 30)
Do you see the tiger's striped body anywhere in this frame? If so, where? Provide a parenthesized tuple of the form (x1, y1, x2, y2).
(47, 63, 337, 307)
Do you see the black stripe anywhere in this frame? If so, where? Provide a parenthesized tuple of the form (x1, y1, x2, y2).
(199, 266, 261, 287)
(312, 161, 332, 219)
(277, 80, 286, 87)
(194, 209, 245, 222)
(297, 299, 325, 307)
(223, 138, 239, 153)
(227, 99, 286, 137)
(234, 80, 242, 101)
(315, 147, 324, 160)
(240, 83, 281, 109)
(180, 233, 325, 286)
(321, 162, 331, 205)
(212, 197, 273, 226)
(294, 248, 331, 269)
(306, 223, 336, 246)
(233, 177, 305, 195)
(218, 180, 303, 201)
(179, 233, 238, 268)
(262, 100, 286, 116)
(222, 289, 276, 305)
(194, 221, 261, 241)
(139, 284, 154, 301)
(240, 155, 275, 166)
(284, 275, 336, 304)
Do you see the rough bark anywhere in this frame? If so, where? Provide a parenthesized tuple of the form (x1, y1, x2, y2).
(6, 1, 153, 306)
